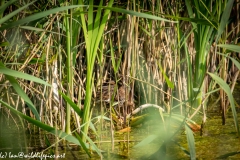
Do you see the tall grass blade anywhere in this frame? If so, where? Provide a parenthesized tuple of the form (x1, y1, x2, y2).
(102, 6, 177, 22)
(185, 124, 196, 160)
(110, 38, 122, 73)
(80, 0, 114, 143)
(184, 0, 196, 28)
(59, 92, 82, 116)
(0, 5, 87, 30)
(0, 63, 41, 120)
(158, 64, 174, 89)
(208, 72, 240, 136)
(80, 130, 103, 157)
(0, 63, 51, 86)
(216, 0, 234, 42)
(0, 0, 16, 14)
(74, 132, 91, 157)
(229, 58, 240, 70)
(218, 44, 240, 53)
(20, 26, 63, 35)
(5, 74, 40, 120)
(133, 135, 158, 148)
(0, 0, 36, 25)
(216, 47, 240, 70)
(0, 100, 85, 147)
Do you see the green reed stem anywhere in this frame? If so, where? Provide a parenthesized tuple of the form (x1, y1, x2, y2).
(64, 10, 73, 134)
(79, 0, 114, 143)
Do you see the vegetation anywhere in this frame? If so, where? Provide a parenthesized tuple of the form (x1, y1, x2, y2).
(0, 0, 239, 159)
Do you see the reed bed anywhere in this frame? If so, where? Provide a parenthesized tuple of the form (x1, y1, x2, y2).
(0, 0, 239, 159)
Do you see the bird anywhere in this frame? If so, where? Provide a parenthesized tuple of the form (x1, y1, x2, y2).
(95, 81, 136, 128)
(115, 85, 127, 105)
(95, 81, 127, 105)
(95, 81, 116, 103)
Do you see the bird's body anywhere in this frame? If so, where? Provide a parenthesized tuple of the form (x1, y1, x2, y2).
(95, 81, 134, 127)
(95, 81, 127, 105)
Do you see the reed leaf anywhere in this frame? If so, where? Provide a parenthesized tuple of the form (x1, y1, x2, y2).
(164, 15, 217, 26)
(0, 99, 85, 147)
(19, 26, 63, 36)
(0, 63, 51, 86)
(158, 63, 174, 89)
(133, 135, 158, 148)
(184, 0, 226, 112)
(110, 37, 122, 73)
(0, 99, 103, 156)
(2, 74, 40, 121)
(185, 124, 196, 160)
(0, 0, 36, 25)
(0, 0, 16, 15)
(79, 0, 114, 143)
(80, 130, 103, 157)
(229, 58, 240, 70)
(216, 0, 235, 42)
(102, 6, 177, 22)
(0, 62, 52, 120)
(0, 5, 87, 30)
(74, 132, 91, 157)
(217, 44, 240, 53)
(208, 72, 240, 136)
(218, 45, 240, 69)
(59, 92, 82, 116)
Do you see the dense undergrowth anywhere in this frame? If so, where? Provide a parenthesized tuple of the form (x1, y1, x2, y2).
(0, 0, 239, 159)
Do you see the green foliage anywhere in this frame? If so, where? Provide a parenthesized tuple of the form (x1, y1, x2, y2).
(0, 5, 87, 30)
(208, 73, 239, 136)
(0, 62, 51, 120)
(0, 99, 83, 146)
(78, 0, 115, 143)
(0, 0, 36, 25)
(110, 37, 122, 74)
(60, 92, 82, 116)
(218, 44, 240, 53)
(0, 0, 239, 159)
(216, 0, 235, 42)
(0, 63, 50, 86)
(133, 135, 158, 148)
(185, 123, 196, 160)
